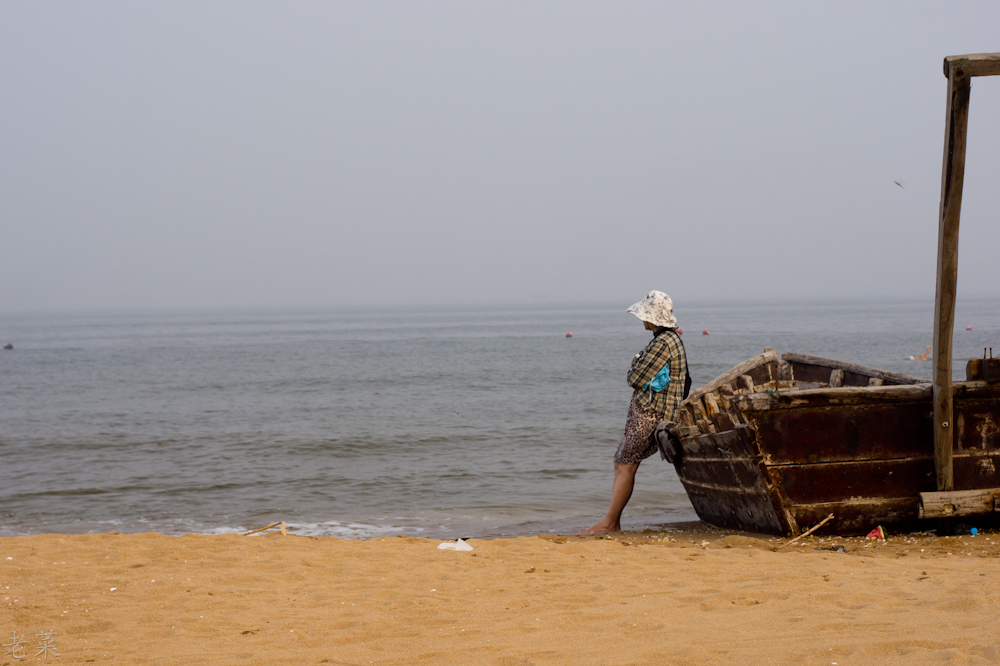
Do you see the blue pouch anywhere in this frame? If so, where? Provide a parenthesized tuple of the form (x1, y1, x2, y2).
(642, 365, 671, 393)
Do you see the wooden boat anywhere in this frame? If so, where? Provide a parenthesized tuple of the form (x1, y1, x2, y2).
(671, 52, 1000, 535)
(672, 350, 1000, 535)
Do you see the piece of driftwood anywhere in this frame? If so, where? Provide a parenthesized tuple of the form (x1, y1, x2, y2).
(243, 521, 287, 536)
(918, 489, 1000, 519)
(779, 513, 834, 549)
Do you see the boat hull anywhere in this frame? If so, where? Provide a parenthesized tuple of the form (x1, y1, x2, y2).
(673, 352, 1000, 535)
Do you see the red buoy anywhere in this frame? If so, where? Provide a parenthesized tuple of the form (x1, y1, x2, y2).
(702, 329, 710, 335)
(565, 332, 573, 337)
(967, 326, 973, 331)
(677, 328, 683, 335)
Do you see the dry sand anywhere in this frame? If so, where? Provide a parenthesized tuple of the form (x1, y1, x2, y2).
(2, 523, 999, 665)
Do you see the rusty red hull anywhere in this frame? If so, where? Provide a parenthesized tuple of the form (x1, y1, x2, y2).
(673, 352, 1000, 535)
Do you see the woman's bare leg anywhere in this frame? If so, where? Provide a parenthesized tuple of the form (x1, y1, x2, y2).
(582, 461, 640, 533)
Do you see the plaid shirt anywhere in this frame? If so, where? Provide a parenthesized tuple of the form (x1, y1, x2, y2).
(627, 327, 688, 420)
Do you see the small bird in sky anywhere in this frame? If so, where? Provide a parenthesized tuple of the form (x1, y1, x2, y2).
(894, 180, 904, 188)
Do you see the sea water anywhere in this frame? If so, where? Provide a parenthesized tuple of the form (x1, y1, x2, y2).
(2, 298, 998, 539)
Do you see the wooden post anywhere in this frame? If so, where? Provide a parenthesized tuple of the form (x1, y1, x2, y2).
(932, 60, 971, 493)
(926, 54, 1000, 531)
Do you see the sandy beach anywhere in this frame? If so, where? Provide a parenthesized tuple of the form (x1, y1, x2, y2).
(2, 524, 998, 665)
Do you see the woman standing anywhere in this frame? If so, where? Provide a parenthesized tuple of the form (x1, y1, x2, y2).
(583, 290, 689, 533)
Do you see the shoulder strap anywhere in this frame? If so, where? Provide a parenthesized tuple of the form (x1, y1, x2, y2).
(668, 329, 693, 400)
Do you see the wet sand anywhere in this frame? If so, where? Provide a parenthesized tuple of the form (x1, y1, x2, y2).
(2, 524, 998, 665)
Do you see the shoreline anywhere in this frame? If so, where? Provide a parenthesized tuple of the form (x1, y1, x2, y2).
(3, 525, 998, 664)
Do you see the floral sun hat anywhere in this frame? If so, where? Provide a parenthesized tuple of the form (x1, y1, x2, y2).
(627, 290, 678, 328)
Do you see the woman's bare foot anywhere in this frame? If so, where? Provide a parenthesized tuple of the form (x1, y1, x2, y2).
(581, 521, 620, 533)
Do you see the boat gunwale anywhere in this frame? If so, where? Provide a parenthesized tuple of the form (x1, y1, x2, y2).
(682, 350, 926, 409)
(728, 382, 933, 411)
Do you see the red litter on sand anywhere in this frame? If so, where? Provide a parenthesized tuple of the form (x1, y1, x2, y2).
(865, 526, 886, 540)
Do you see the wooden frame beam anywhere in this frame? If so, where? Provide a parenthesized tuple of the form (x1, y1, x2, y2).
(944, 53, 1000, 79)
(933, 52, 1000, 492)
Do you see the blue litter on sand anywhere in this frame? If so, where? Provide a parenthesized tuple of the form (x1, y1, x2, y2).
(970, 527, 979, 535)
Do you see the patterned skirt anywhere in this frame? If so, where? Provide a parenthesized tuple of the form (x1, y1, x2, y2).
(613, 395, 661, 465)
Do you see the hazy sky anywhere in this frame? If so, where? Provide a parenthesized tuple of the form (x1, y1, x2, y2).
(2, 2, 999, 312)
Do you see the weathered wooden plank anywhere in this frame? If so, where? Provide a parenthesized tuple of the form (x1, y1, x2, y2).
(986, 360, 1000, 384)
(685, 351, 777, 403)
(729, 406, 747, 426)
(676, 455, 764, 489)
(944, 52, 1000, 78)
(732, 384, 932, 412)
(679, 425, 757, 458)
(782, 353, 923, 385)
(674, 424, 795, 534)
(782, 361, 831, 385)
(747, 363, 775, 389)
(966, 358, 1000, 383)
(934, 61, 973, 493)
(750, 402, 933, 463)
(955, 407, 1000, 452)
(688, 398, 708, 423)
(952, 381, 1000, 401)
(674, 424, 701, 439)
(789, 498, 920, 536)
(770, 458, 936, 504)
(951, 452, 1000, 484)
(680, 482, 786, 534)
(712, 411, 735, 432)
(918, 488, 1000, 518)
